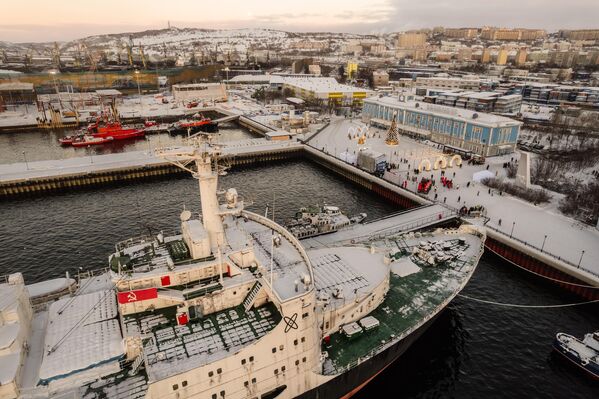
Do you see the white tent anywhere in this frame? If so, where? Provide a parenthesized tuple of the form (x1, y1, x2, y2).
(472, 170, 494, 183)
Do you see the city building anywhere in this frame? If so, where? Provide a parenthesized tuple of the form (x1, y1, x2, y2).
(517, 83, 599, 107)
(496, 49, 508, 65)
(282, 76, 371, 108)
(481, 48, 491, 63)
(428, 90, 522, 114)
(0, 82, 35, 108)
(372, 70, 389, 88)
(346, 61, 358, 80)
(397, 33, 427, 49)
(362, 96, 522, 156)
(412, 75, 484, 91)
(172, 83, 227, 103)
(444, 28, 478, 39)
(481, 28, 546, 41)
(515, 48, 527, 66)
(558, 29, 599, 41)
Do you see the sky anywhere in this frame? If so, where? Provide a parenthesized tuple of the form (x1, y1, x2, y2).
(0, 0, 597, 43)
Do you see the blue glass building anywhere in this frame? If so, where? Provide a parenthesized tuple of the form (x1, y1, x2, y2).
(362, 96, 522, 156)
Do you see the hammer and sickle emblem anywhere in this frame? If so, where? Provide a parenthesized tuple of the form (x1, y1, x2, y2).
(127, 292, 137, 302)
(283, 313, 299, 333)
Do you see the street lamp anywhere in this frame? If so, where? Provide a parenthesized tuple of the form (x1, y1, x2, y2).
(134, 70, 142, 106)
(541, 235, 548, 251)
(510, 221, 515, 238)
(578, 250, 585, 268)
(49, 70, 59, 94)
(22, 151, 29, 170)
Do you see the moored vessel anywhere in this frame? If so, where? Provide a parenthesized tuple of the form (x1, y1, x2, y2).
(553, 331, 599, 379)
(286, 205, 367, 239)
(0, 136, 485, 399)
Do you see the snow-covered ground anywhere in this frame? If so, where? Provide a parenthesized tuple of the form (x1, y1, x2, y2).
(309, 118, 599, 276)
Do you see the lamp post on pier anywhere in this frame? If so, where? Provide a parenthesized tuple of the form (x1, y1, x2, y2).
(541, 235, 548, 251)
(578, 250, 585, 268)
(22, 151, 29, 170)
(510, 221, 515, 238)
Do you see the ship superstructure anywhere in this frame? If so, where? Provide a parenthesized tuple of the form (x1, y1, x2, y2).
(0, 136, 485, 399)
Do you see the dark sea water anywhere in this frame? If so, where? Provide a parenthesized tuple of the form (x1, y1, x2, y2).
(0, 133, 597, 398)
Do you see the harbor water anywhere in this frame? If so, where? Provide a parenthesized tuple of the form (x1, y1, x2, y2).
(0, 122, 257, 163)
(0, 131, 597, 398)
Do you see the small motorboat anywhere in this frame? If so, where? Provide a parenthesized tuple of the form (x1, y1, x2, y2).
(59, 135, 81, 146)
(71, 135, 114, 147)
(144, 120, 158, 127)
(553, 331, 599, 379)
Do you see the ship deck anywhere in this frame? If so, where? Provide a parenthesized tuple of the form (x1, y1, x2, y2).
(322, 233, 482, 374)
(123, 302, 281, 381)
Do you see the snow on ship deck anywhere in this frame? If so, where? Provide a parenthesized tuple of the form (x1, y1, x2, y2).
(319, 229, 484, 374)
(123, 302, 281, 381)
(301, 204, 458, 249)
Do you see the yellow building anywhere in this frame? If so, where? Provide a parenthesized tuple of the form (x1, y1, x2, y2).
(481, 48, 491, 64)
(496, 49, 508, 65)
(515, 48, 527, 65)
(346, 61, 358, 80)
(397, 33, 427, 49)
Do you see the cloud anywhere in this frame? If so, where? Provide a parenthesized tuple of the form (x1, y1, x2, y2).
(0, 0, 597, 42)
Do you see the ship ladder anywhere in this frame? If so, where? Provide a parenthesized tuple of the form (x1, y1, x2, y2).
(243, 280, 263, 312)
(129, 352, 145, 376)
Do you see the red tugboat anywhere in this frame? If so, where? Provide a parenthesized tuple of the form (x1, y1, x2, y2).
(93, 127, 145, 140)
(168, 118, 218, 135)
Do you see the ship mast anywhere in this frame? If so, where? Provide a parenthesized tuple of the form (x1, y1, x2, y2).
(155, 135, 226, 251)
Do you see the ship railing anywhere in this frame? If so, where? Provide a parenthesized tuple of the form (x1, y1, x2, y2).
(114, 230, 182, 252)
(0, 274, 9, 284)
(486, 224, 599, 279)
(242, 210, 315, 301)
(345, 211, 458, 244)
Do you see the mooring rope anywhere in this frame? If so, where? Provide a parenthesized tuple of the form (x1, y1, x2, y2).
(457, 293, 599, 308)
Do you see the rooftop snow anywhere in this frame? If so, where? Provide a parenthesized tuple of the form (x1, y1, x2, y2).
(366, 96, 521, 126)
(39, 290, 123, 384)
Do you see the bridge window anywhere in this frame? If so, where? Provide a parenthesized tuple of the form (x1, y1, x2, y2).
(293, 339, 298, 346)
(302, 312, 309, 319)
(274, 368, 279, 375)
(272, 347, 277, 353)
(209, 371, 214, 377)
(217, 368, 222, 374)
(173, 384, 179, 391)
(279, 345, 284, 351)
(301, 337, 305, 343)
(182, 381, 188, 387)
(252, 378, 257, 384)
(249, 356, 254, 362)
(281, 366, 286, 372)
(241, 359, 246, 365)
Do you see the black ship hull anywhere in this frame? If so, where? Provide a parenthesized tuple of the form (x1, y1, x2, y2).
(168, 122, 219, 135)
(296, 312, 441, 399)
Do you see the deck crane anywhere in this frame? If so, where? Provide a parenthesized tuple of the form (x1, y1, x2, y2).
(126, 36, 134, 67)
(139, 43, 147, 69)
(80, 42, 97, 72)
(52, 42, 62, 69)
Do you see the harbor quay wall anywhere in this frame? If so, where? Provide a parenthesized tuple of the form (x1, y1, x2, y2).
(485, 230, 599, 300)
(0, 146, 302, 198)
(1, 143, 597, 297)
